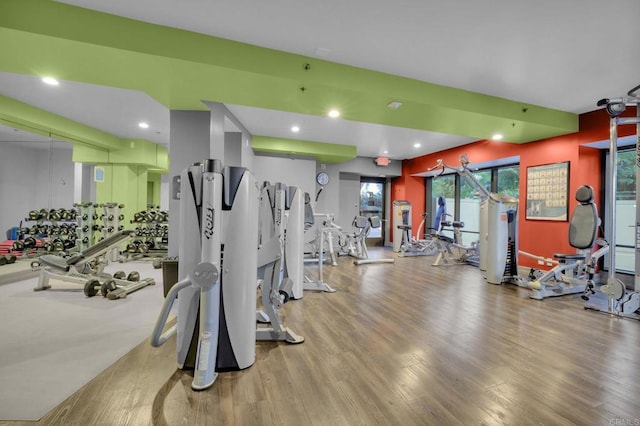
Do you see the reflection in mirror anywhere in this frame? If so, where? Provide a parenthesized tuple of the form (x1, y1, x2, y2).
(0, 124, 74, 240)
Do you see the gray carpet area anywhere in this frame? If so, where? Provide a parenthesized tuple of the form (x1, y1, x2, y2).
(0, 261, 165, 421)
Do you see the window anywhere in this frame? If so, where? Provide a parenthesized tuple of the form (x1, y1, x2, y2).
(425, 163, 519, 243)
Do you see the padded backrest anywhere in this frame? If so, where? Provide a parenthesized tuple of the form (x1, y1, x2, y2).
(353, 216, 368, 229)
(368, 216, 382, 228)
(433, 196, 447, 230)
(569, 185, 598, 249)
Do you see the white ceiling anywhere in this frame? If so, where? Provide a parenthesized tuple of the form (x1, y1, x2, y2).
(1, 0, 639, 159)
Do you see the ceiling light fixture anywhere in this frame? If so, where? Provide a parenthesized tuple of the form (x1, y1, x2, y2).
(413, 143, 421, 148)
(42, 77, 59, 86)
(138, 122, 150, 129)
(491, 133, 503, 141)
(387, 101, 403, 110)
(327, 109, 341, 118)
(383, 150, 388, 154)
(291, 126, 300, 133)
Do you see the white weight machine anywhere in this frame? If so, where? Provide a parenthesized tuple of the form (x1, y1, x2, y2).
(255, 182, 304, 343)
(302, 194, 337, 293)
(583, 85, 640, 319)
(338, 215, 394, 265)
(394, 201, 439, 257)
(426, 156, 516, 282)
(151, 160, 259, 390)
(523, 185, 609, 300)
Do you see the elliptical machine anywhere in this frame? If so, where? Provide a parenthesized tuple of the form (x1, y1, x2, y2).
(583, 84, 640, 319)
(151, 160, 260, 390)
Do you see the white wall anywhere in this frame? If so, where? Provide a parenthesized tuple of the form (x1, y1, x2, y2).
(338, 173, 361, 230)
(252, 155, 315, 202)
(0, 142, 74, 239)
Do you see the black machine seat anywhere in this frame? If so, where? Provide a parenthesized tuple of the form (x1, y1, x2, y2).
(38, 230, 135, 271)
(440, 220, 465, 228)
(553, 185, 599, 259)
(553, 253, 587, 262)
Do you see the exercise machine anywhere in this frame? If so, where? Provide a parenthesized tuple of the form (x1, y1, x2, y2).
(524, 185, 609, 300)
(394, 201, 439, 257)
(432, 216, 480, 267)
(34, 230, 155, 299)
(339, 216, 394, 265)
(301, 196, 337, 292)
(583, 85, 640, 318)
(255, 182, 304, 343)
(427, 156, 518, 284)
(151, 160, 260, 390)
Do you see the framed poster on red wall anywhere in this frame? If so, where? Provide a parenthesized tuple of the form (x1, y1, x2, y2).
(525, 161, 569, 221)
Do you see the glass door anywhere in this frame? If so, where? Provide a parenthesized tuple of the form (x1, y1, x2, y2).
(360, 178, 385, 246)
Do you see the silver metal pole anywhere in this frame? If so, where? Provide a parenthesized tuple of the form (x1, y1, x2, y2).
(607, 117, 618, 280)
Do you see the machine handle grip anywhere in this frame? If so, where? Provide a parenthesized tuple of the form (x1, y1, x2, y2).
(150, 277, 192, 347)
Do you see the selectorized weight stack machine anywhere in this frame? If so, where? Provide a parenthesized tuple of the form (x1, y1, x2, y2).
(151, 160, 259, 390)
(583, 85, 640, 318)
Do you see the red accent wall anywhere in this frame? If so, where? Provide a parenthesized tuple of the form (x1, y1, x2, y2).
(391, 107, 637, 269)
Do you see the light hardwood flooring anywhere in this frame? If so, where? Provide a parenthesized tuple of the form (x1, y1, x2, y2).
(3, 249, 640, 426)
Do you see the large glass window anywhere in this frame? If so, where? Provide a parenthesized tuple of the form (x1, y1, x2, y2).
(459, 170, 491, 245)
(430, 174, 456, 239)
(608, 149, 635, 273)
(425, 163, 519, 243)
(497, 165, 520, 197)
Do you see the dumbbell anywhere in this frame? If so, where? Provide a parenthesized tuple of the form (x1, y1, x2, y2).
(23, 237, 37, 249)
(12, 241, 25, 252)
(49, 209, 62, 221)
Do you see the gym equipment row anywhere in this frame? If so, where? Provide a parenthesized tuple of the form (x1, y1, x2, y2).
(35, 230, 155, 300)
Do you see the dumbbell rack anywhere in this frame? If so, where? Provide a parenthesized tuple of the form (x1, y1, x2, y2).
(96, 203, 124, 262)
(74, 202, 98, 252)
(12, 208, 78, 258)
(127, 205, 169, 260)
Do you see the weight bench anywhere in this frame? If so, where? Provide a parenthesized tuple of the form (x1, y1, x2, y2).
(34, 230, 155, 299)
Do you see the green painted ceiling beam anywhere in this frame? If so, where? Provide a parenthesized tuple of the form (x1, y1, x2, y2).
(252, 136, 357, 163)
(0, 0, 578, 155)
(0, 94, 120, 150)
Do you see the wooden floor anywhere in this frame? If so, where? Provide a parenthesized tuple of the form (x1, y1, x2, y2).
(5, 249, 640, 426)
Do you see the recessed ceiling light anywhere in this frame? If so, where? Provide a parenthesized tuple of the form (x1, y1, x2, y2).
(383, 150, 388, 154)
(413, 143, 421, 148)
(291, 126, 300, 133)
(387, 101, 403, 110)
(328, 109, 341, 118)
(492, 133, 503, 141)
(138, 122, 150, 129)
(42, 77, 59, 86)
